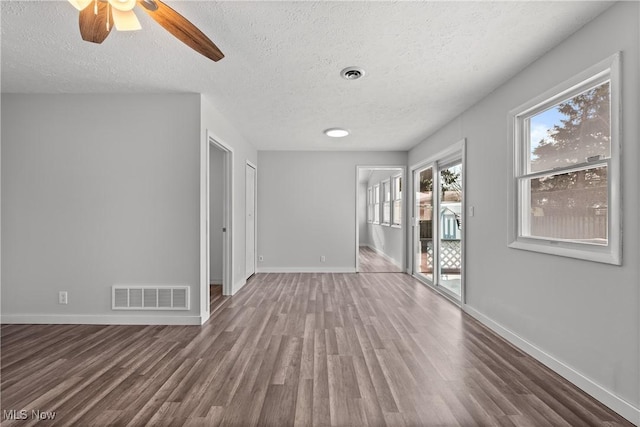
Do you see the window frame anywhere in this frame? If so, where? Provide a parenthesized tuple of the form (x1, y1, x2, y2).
(508, 52, 621, 265)
(366, 187, 373, 223)
(381, 179, 391, 225)
(391, 174, 402, 227)
(373, 184, 380, 225)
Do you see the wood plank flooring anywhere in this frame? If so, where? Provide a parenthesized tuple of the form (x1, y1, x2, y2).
(359, 247, 403, 273)
(1, 273, 633, 426)
(209, 284, 229, 315)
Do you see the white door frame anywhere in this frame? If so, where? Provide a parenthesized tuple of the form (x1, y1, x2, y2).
(245, 161, 257, 280)
(409, 139, 466, 305)
(354, 165, 407, 273)
(200, 130, 234, 324)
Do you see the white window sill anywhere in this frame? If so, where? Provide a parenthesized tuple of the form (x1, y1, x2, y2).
(508, 239, 620, 265)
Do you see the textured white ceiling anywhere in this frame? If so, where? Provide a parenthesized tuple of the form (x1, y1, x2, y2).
(1, 1, 613, 151)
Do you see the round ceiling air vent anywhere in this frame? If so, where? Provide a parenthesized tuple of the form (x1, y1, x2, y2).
(340, 67, 366, 80)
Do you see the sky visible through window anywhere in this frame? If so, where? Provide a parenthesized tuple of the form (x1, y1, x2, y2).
(530, 106, 563, 159)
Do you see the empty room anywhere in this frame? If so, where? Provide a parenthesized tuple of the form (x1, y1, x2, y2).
(1, 1, 639, 426)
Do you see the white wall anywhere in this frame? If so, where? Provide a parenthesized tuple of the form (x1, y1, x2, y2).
(1, 94, 258, 325)
(1, 94, 202, 324)
(365, 170, 403, 268)
(257, 151, 406, 272)
(209, 147, 224, 284)
(200, 95, 257, 295)
(408, 2, 639, 422)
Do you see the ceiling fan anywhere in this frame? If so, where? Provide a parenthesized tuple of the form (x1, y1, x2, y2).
(68, 0, 224, 62)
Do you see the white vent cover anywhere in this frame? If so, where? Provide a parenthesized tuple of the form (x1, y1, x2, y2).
(112, 285, 190, 310)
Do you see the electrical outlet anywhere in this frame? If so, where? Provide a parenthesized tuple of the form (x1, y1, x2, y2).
(259, 255, 264, 262)
(58, 291, 68, 305)
(321, 256, 326, 262)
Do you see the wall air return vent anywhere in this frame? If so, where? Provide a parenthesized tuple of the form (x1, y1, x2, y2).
(112, 285, 189, 310)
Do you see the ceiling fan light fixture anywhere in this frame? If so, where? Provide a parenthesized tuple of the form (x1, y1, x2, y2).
(324, 128, 350, 138)
(108, 0, 136, 12)
(68, 0, 92, 11)
(111, 8, 142, 31)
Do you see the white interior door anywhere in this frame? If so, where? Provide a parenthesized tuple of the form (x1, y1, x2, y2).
(245, 163, 256, 279)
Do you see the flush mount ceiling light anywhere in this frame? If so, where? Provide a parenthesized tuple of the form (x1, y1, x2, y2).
(67, 0, 224, 61)
(340, 66, 366, 80)
(324, 128, 350, 138)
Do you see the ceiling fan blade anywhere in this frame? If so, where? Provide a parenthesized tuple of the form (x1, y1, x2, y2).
(138, 0, 224, 62)
(79, 2, 113, 44)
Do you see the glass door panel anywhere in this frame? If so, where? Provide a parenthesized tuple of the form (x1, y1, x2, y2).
(438, 161, 462, 298)
(415, 167, 434, 282)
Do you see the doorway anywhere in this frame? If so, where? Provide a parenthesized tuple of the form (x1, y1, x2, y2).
(412, 141, 465, 303)
(209, 145, 227, 313)
(245, 162, 257, 280)
(200, 132, 233, 323)
(355, 166, 406, 273)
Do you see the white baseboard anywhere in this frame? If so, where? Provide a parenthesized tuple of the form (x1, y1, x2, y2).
(199, 311, 210, 325)
(209, 277, 223, 285)
(463, 305, 640, 426)
(1, 314, 203, 326)
(257, 267, 356, 274)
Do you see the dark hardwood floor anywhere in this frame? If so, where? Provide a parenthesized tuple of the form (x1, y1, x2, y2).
(359, 246, 403, 273)
(1, 273, 633, 426)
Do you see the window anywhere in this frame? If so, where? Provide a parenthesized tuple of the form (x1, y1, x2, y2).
(381, 180, 391, 225)
(367, 187, 373, 223)
(392, 175, 402, 226)
(509, 53, 620, 265)
(373, 184, 380, 224)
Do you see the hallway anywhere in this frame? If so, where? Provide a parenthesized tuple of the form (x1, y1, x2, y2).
(359, 246, 403, 273)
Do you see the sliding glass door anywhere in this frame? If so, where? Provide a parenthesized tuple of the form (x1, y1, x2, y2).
(413, 149, 464, 302)
(438, 160, 462, 297)
(415, 166, 434, 282)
